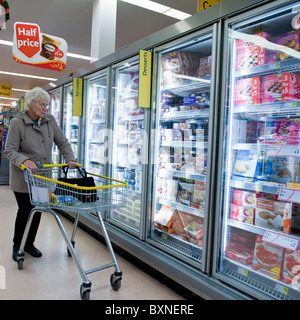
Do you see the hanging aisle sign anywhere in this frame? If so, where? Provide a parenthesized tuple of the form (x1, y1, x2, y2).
(73, 78, 83, 117)
(198, 0, 223, 12)
(138, 50, 152, 109)
(0, 84, 12, 97)
(12, 22, 67, 71)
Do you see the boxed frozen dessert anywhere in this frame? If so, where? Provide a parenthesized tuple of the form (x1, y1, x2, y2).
(230, 204, 255, 225)
(232, 189, 257, 208)
(252, 235, 284, 280)
(177, 180, 194, 206)
(255, 198, 292, 234)
(235, 77, 261, 106)
(282, 248, 300, 285)
(235, 32, 270, 70)
(261, 72, 299, 103)
(266, 30, 300, 63)
(193, 181, 206, 204)
(232, 149, 261, 178)
(195, 55, 212, 77)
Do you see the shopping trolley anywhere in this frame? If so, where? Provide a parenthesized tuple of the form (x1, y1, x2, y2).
(16, 163, 127, 300)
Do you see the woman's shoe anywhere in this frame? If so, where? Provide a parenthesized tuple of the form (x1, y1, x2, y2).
(24, 245, 42, 258)
(12, 245, 19, 262)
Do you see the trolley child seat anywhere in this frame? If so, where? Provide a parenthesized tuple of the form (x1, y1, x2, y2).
(16, 163, 127, 300)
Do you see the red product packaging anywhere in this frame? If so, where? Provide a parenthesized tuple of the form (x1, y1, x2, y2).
(230, 204, 254, 225)
(235, 77, 261, 106)
(252, 235, 284, 280)
(282, 248, 300, 285)
(261, 72, 299, 103)
(232, 189, 257, 208)
(236, 32, 270, 70)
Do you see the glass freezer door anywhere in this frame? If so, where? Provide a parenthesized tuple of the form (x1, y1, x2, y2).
(84, 72, 108, 175)
(49, 88, 62, 164)
(149, 32, 214, 266)
(216, 2, 300, 300)
(109, 59, 145, 235)
(62, 83, 80, 161)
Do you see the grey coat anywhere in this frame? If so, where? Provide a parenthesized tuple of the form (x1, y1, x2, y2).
(4, 111, 76, 193)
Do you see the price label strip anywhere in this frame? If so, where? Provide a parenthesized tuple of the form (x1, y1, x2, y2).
(278, 188, 300, 204)
(266, 145, 300, 157)
(262, 230, 299, 251)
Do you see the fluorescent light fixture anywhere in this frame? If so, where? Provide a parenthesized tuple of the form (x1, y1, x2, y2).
(0, 97, 18, 100)
(163, 9, 191, 20)
(121, 0, 191, 20)
(0, 71, 57, 81)
(121, 0, 170, 13)
(12, 88, 29, 92)
(67, 52, 91, 61)
(0, 39, 91, 60)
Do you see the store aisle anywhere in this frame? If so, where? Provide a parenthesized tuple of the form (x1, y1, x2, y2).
(0, 186, 184, 300)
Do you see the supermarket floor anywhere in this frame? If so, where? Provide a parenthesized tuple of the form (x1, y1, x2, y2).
(0, 185, 185, 300)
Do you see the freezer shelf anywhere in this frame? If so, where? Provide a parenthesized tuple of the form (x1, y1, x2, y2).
(217, 2, 300, 300)
(110, 59, 144, 234)
(84, 73, 107, 175)
(150, 33, 213, 263)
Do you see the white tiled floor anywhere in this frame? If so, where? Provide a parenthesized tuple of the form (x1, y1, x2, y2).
(0, 185, 184, 300)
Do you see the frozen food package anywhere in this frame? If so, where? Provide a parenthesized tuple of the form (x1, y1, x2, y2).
(252, 235, 284, 280)
(265, 156, 297, 184)
(230, 204, 255, 224)
(282, 248, 300, 285)
(177, 180, 194, 205)
(171, 210, 196, 235)
(183, 217, 204, 240)
(154, 205, 177, 228)
(255, 198, 292, 234)
(232, 189, 257, 208)
(233, 149, 261, 178)
(235, 77, 261, 106)
(235, 32, 270, 70)
(193, 181, 206, 204)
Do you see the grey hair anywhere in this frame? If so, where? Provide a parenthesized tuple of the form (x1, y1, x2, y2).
(24, 87, 50, 111)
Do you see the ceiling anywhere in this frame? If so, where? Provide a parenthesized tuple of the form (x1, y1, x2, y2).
(0, 0, 198, 107)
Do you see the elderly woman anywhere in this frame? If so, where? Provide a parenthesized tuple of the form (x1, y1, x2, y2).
(4, 87, 77, 261)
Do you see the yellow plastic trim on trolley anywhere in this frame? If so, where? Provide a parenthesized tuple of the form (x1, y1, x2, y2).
(20, 163, 128, 190)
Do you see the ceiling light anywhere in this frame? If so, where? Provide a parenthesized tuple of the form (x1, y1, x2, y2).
(163, 9, 192, 20)
(0, 71, 57, 81)
(12, 88, 29, 92)
(121, 0, 170, 13)
(0, 97, 18, 100)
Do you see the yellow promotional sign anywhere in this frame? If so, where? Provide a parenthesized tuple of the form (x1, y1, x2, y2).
(138, 50, 152, 108)
(20, 99, 25, 111)
(0, 84, 12, 98)
(72, 78, 83, 116)
(198, 0, 223, 12)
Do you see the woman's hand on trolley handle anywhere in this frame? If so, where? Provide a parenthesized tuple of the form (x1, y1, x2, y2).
(23, 159, 38, 172)
(67, 161, 77, 169)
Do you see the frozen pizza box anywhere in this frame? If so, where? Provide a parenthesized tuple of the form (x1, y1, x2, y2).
(252, 235, 284, 280)
(255, 198, 292, 234)
(282, 248, 300, 285)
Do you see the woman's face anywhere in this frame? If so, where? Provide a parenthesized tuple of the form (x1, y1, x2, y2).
(29, 99, 49, 120)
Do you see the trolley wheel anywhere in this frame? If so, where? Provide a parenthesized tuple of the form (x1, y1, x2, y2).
(80, 283, 91, 300)
(67, 241, 75, 257)
(110, 273, 121, 291)
(17, 258, 23, 270)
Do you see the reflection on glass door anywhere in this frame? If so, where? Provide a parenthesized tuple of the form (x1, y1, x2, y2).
(149, 33, 213, 264)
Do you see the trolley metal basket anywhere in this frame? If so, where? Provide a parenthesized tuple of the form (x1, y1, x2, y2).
(16, 163, 127, 300)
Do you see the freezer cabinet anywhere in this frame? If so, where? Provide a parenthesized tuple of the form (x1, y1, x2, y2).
(214, 0, 300, 300)
(148, 28, 217, 270)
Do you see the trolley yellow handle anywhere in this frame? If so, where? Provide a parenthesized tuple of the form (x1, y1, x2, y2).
(20, 163, 128, 189)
